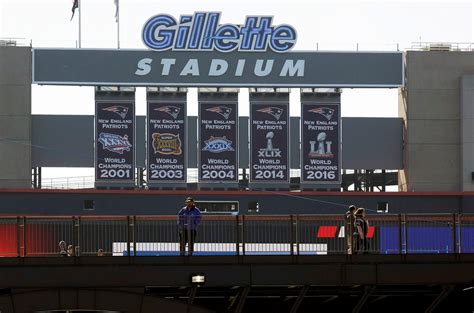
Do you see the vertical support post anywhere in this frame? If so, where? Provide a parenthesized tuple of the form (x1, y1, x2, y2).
(32, 168, 37, 189)
(403, 214, 408, 254)
(381, 169, 386, 192)
(242, 216, 246, 256)
(127, 216, 131, 257)
(74, 216, 80, 256)
(295, 215, 300, 256)
(133, 215, 137, 257)
(235, 215, 240, 256)
(290, 215, 294, 256)
(17, 216, 21, 257)
(38, 167, 41, 189)
(452, 213, 457, 254)
(398, 214, 403, 254)
(22, 216, 27, 257)
(458, 214, 463, 254)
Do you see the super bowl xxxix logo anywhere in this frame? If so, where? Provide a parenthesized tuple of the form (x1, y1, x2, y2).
(202, 136, 234, 153)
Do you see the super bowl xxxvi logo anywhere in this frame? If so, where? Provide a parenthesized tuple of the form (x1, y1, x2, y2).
(152, 133, 182, 155)
(98, 133, 132, 154)
(202, 136, 234, 153)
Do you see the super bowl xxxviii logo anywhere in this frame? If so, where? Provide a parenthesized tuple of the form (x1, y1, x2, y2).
(152, 133, 182, 155)
(202, 136, 234, 153)
(98, 133, 132, 154)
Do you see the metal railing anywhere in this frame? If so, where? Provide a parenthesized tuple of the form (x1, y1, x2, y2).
(0, 214, 472, 257)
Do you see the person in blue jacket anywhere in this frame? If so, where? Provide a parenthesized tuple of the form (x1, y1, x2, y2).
(177, 197, 201, 256)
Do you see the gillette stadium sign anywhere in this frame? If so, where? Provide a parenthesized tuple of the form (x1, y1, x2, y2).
(142, 12, 297, 53)
(32, 12, 404, 87)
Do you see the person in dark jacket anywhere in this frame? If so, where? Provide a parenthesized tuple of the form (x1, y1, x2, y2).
(354, 208, 369, 254)
(345, 205, 357, 254)
(177, 197, 201, 256)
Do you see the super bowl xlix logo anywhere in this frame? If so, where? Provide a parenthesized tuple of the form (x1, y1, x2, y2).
(258, 131, 282, 157)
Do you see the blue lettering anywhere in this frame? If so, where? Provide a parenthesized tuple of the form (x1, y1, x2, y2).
(270, 25, 297, 52)
(142, 12, 297, 53)
(201, 13, 220, 50)
(175, 16, 192, 49)
(142, 15, 177, 50)
(214, 24, 239, 52)
(189, 13, 206, 49)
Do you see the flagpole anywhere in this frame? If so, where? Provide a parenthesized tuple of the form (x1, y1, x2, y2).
(116, 0, 120, 49)
(78, 0, 82, 48)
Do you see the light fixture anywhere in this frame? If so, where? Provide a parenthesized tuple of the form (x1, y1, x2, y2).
(190, 273, 206, 286)
(198, 87, 218, 93)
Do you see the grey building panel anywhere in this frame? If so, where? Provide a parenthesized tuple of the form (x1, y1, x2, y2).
(136, 116, 145, 168)
(33, 49, 404, 87)
(290, 117, 300, 168)
(239, 117, 249, 168)
(32, 115, 94, 167)
(401, 51, 474, 192)
(342, 117, 403, 169)
(188, 116, 198, 168)
(0, 47, 32, 188)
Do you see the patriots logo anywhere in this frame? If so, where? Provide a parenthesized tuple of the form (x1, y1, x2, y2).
(206, 106, 232, 120)
(155, 106, 181, 119)
(102, 106, 129, 119)
(256, 107, 283, 120)
(308, 107, 335, 121)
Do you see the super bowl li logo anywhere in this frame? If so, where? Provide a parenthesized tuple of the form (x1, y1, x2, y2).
(98, 133, 132, 154)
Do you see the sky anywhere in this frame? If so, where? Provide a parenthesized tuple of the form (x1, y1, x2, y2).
(0, 0, 473, 182)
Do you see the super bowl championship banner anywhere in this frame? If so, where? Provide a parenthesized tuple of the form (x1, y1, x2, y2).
(147, 102, 186, 183)
(199, 102, 238, 182)
(250, 103, 289, 183)
(301, 103, 341, 183)
(95, 101, 135, 182)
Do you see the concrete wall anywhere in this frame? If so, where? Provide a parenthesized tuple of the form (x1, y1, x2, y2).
(400, 51, 474, 191)
(0, 190, 467, 215)
(0, 46, 32, 188)
(461, 75, 474, 191)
